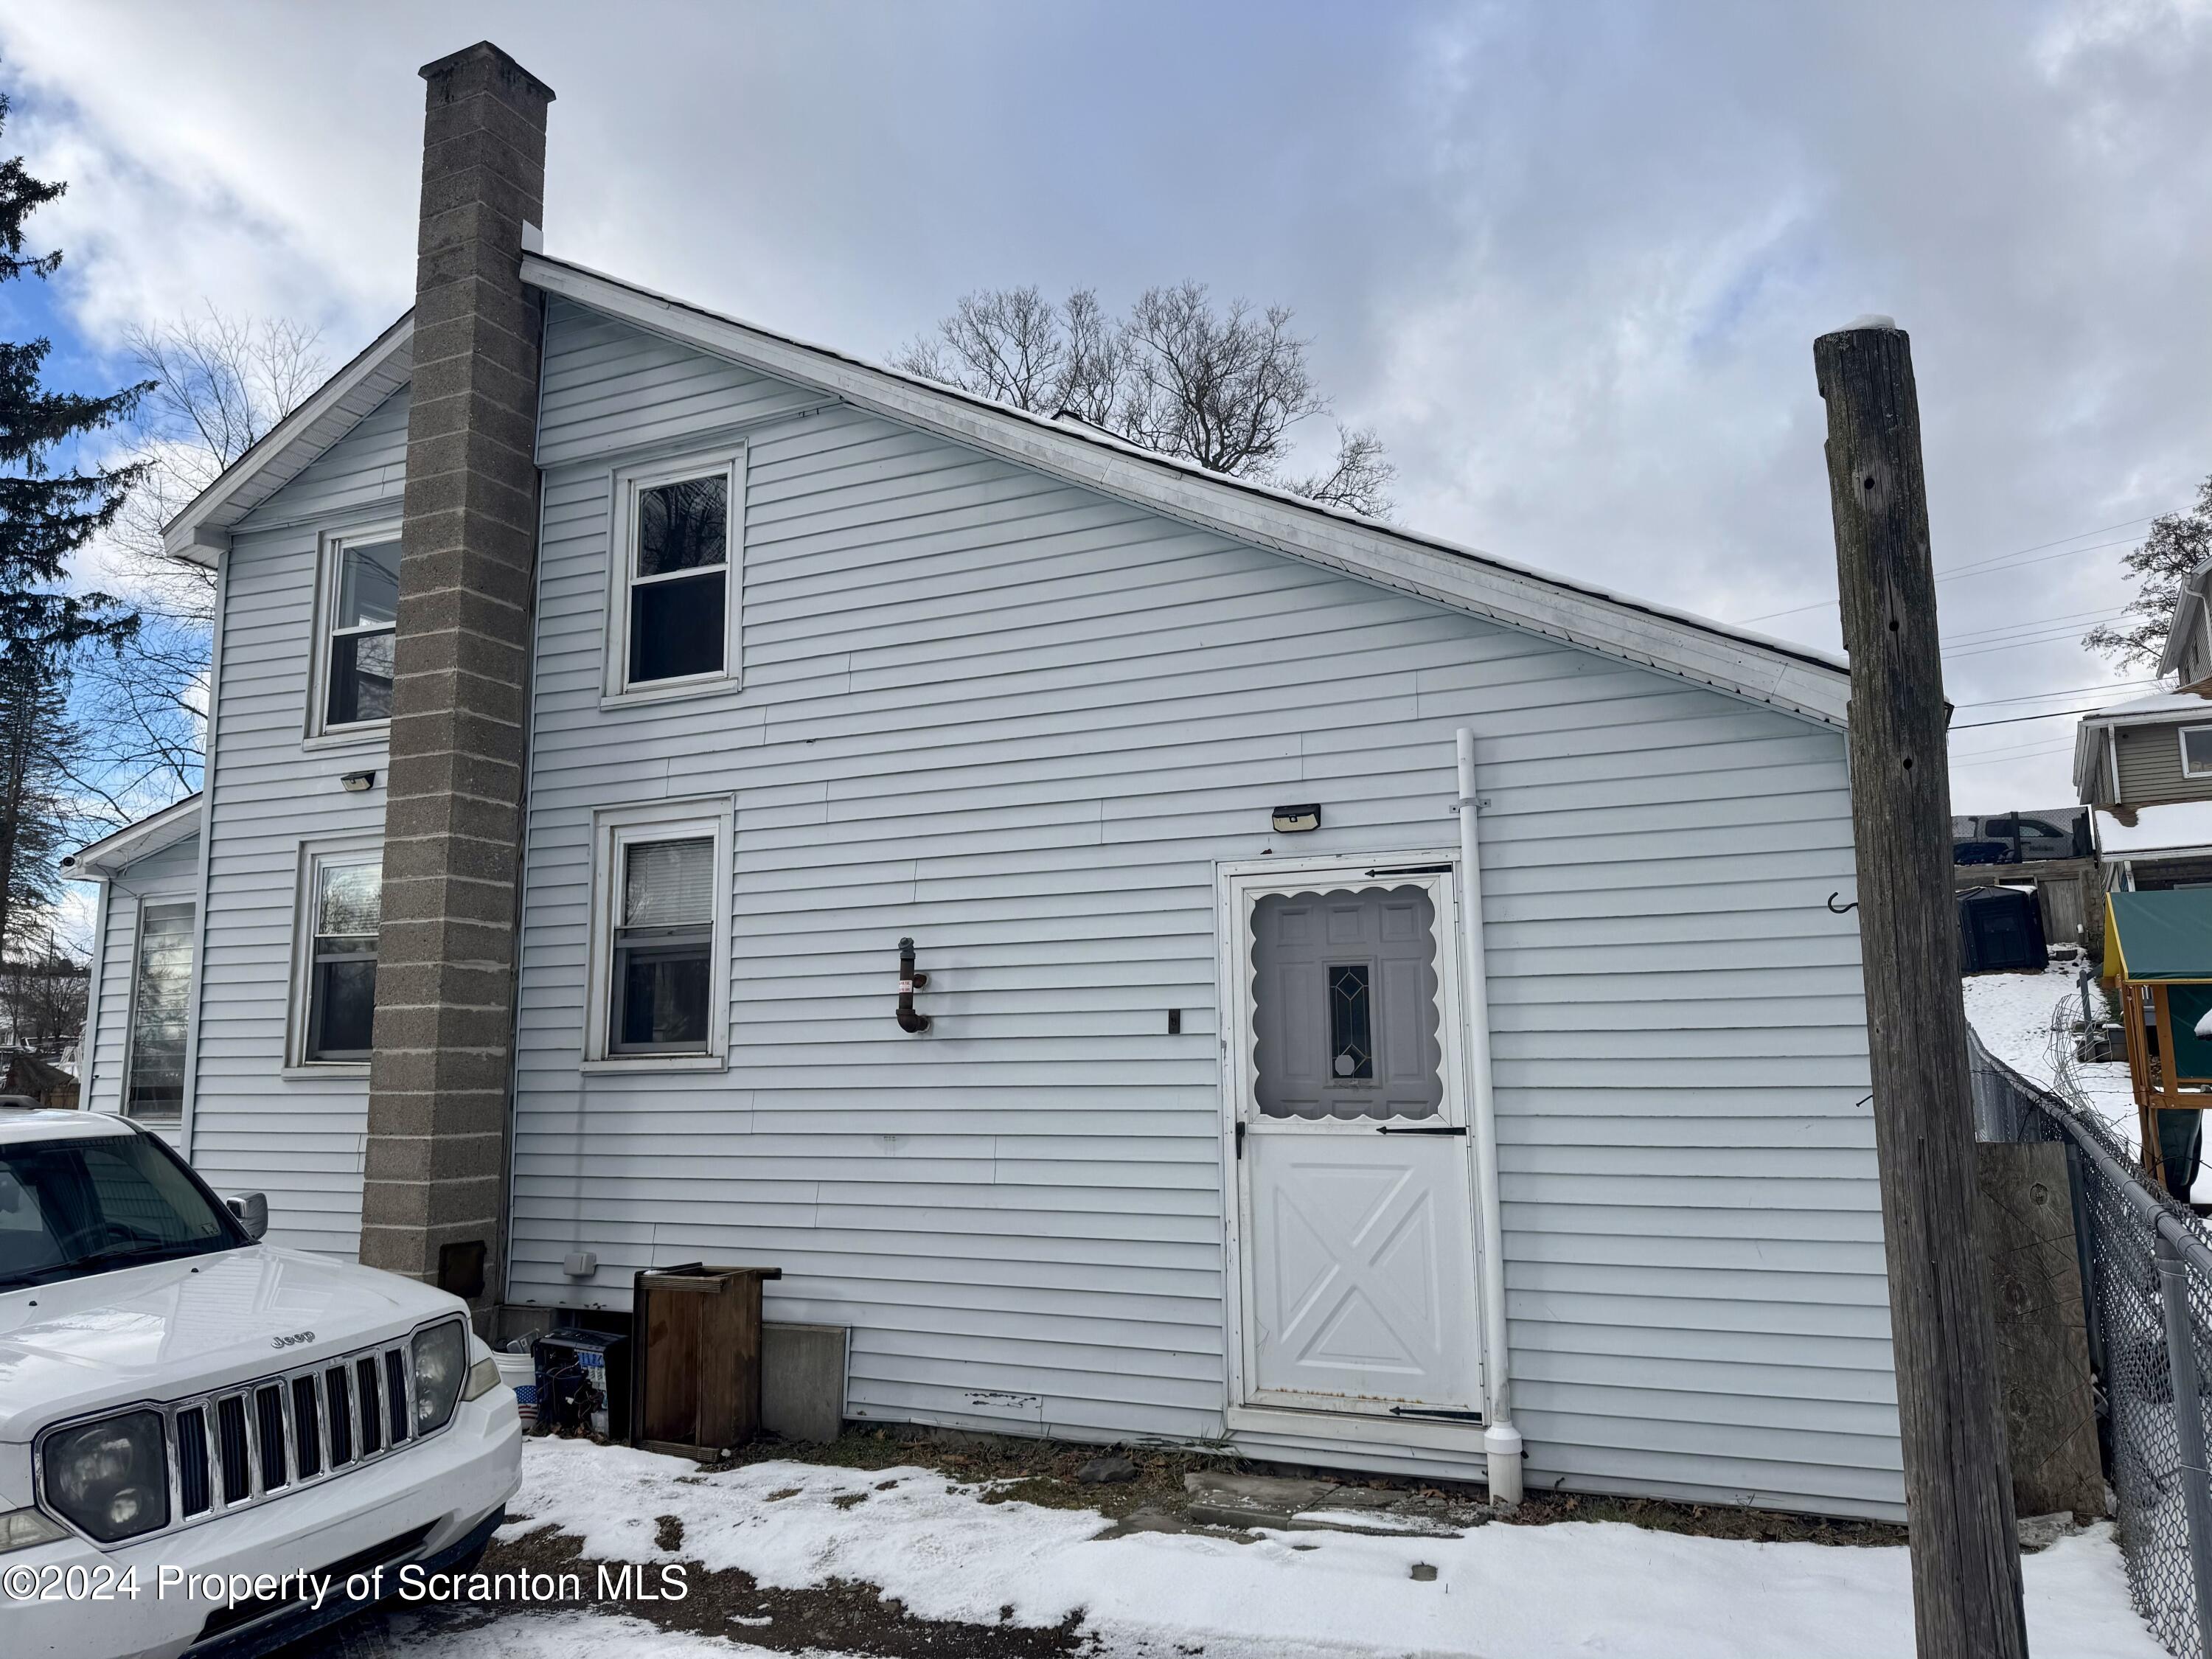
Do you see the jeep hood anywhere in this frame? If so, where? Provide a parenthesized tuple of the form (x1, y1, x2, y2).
(0, 1245, 464, 1441)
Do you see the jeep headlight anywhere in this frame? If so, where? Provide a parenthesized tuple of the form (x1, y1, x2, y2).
(411, 1320, 468, 1434)
(41, 1412, 170, 1543)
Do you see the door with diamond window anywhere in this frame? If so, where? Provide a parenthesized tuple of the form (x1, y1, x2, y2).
(1235, 870, 1484, 1416)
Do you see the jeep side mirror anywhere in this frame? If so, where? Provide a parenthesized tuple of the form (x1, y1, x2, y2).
(226, 1192, 268, 1241)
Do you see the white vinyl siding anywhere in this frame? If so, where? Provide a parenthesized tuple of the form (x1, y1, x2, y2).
(184, 389, 408, 1257)
(83, 832, 202, 1147)
(509, 299, 1894, 1520)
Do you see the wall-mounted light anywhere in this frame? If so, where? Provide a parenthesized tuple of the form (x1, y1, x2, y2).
(341, 770, 378, 793)
(1272, 803, 1321, 833)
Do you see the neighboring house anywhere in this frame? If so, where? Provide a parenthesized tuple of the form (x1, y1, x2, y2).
(63, 793, 204, 1137)
(2074, 689, 2212, 888)
(72, 44, 1897, 1519)
(2162, 554, 2212, 694)
(0, 1048, 77, 1110)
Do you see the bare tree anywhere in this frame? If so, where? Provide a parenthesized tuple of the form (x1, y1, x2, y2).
(895, 282, 1394, 518)
(2084, 474, 2212, 671)
(0, 936, 88, 1059)
(70, 310, 325, 819)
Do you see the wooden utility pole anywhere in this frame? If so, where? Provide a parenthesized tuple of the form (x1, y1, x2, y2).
(1815, 319, 2028, 1659)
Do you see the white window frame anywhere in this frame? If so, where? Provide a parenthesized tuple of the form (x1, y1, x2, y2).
(305, 520, 403, 746)
(121, 898, 196, 1124)
(600, 445, 745, 706)
(583, 799, 734, 1071)
(285, 837, 386, 1075)
(2182, 726, 2212, 780)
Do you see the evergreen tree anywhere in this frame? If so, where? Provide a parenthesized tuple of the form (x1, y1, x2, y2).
(0, 83, 152, 957)
(1, 86, 150, 661)
(0, 647, 76, 955)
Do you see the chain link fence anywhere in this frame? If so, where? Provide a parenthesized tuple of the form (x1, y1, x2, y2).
(1969, 998, 2212, 1656)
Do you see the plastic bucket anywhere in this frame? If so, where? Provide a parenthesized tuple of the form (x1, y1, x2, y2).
(494, 1349, 538, 1422)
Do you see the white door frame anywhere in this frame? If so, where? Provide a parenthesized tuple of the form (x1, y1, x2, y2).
(1214, 850, 1494, 1448)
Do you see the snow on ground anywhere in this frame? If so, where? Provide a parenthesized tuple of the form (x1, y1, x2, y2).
(390, 1609, 794, 1658)
(494, 1438, 2165, 1659)
(1961, 964, 2142, 1150)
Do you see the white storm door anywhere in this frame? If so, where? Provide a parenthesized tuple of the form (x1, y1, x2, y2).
(1237, 872, 1485, 1416)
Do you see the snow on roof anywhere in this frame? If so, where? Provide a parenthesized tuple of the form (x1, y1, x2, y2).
(2093, 799, 2212, 859)
(2071, 686, 2212, 800)
(2077, 688, 2212, 723)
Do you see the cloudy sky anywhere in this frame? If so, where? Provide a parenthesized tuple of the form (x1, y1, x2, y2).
(5, 0, 2210, 813)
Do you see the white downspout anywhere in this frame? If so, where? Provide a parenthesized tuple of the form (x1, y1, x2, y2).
(1458, 728, 1520, 1506)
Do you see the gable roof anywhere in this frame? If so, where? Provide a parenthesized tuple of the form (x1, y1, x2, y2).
(156, 251, 1852, 727)
(2071, 686, 2212, 799)
(160, 313, 414, 565)
(62, 793, 203, 877)
(521, 255, 1850, 728)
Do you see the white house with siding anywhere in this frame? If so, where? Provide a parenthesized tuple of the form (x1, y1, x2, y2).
(72, 42, 1895, 1523)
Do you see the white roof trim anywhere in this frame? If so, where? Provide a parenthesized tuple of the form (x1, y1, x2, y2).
(523, 254, 1851, 729)
(63, 793, 203, 877)
(2160, 554, 2212, 678)
(159, 313, 415, 564)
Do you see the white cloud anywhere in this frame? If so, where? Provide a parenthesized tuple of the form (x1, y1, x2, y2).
(4, 0, 2208, 810)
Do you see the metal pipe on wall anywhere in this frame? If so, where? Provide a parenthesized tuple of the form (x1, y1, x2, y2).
(1457, 727, 1521, 1506)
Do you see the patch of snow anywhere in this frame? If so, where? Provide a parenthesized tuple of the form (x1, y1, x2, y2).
(386, 1607, 817, 1658)
(1288, 1508, 1446, 1533)
(2095, 799, 2212, 858)
(504, 1439, 2166, 1659)
(1961, 965, 2140, 1150)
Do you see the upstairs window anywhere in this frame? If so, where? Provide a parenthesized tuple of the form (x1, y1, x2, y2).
(321, 531, 400, 731)
(607, 449, 742, 699)
(124, 902, 195, 1123)
(301, 854, 382, 1063)
(2183, 726, 2212, 779)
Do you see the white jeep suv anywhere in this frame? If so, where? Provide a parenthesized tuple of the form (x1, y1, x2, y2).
(1, 1108, 522, 1658)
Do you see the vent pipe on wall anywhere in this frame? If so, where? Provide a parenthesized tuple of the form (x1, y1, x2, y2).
(1458, 727, 1520, 1506)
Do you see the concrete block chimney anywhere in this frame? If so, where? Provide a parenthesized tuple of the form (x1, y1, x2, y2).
(360, 42, 553, 1307)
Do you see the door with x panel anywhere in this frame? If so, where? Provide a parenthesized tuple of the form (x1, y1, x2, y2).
(1237, 873, 1484, 1416)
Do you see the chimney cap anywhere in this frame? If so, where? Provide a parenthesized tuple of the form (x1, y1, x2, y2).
(419, 40, 556, 103)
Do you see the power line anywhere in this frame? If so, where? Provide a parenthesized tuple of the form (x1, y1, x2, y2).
(1941, 606, 2119, 644)
(1942, 627, 2127, 663)
(1950, 741, 2075, 769)
(1952, 678, 2157, 709)
(1950, 703, 2118, 731)
(1733, 517, 2157, 624)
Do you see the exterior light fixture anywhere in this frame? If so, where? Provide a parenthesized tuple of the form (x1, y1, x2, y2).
(1271, 803, 1321, 833)
(341, 771, 378, 793)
